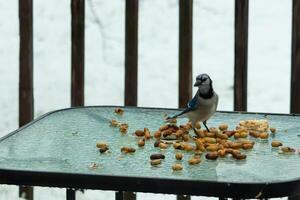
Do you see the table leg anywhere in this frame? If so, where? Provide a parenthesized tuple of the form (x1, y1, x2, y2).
(124, 191, 136, 200)
(289, 196, 300, 200)
(115, 191, 123, 200)
(177, 195, 191, 200)
(115, 191, 136, 200)
(19, 186, 33, 200)
(66, 189, 76, 200)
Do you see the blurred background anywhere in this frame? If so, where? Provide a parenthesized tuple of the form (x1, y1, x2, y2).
(0, 0, 292, 199)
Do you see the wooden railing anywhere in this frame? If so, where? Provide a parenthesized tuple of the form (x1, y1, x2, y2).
(17, 0, 300, 200)
(19, 0, 34, 199)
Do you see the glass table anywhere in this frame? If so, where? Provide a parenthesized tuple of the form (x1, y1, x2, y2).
(0, 106, 300, 199)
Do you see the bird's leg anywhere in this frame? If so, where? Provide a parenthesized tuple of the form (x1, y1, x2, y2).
(203, 120, 210, 132)
(193, 127, 198, 135)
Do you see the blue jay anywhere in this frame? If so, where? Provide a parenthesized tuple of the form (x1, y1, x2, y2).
(167, 74, 218, 134)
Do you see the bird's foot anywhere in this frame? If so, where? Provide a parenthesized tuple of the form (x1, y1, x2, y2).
(193, 128, 205, 138)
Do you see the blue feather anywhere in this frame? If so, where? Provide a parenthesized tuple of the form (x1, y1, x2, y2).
(187, 95, 199, 110)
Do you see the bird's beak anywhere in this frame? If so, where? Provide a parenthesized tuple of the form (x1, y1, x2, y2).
(194, 80, 201, 87)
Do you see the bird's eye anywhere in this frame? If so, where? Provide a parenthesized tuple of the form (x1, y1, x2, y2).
(202, 77, 207, 81)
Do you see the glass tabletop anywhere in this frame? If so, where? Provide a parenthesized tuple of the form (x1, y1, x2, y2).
(0, 106, 300, 185)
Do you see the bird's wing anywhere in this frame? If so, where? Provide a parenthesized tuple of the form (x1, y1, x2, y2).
(187, 94, 199, 111)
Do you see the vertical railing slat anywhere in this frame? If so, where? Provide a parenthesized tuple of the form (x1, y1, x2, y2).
(19, 0, 34, 199)
(178, 0, 193, 109)
(291, 0, 300, 114)
(124, 0, 138, 199)
(125, 0, 138, 107)
(71, 0, 85, 107)
(234, 0, 249, 111)
(70, 0, 85, 199)
(289, 1, 300, 199)
(178, 1, 193, 200)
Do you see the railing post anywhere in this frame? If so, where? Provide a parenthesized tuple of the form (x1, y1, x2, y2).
(289, 1, 300, 199)
(71, 0, 85, 107)
(19, 0, 34, 199)
(125, 0, 138, 107)
(178, 0, 193, 109)
(178, 0, 193, 200)
(234, 0, 249, 112)
(69, 0, 85, 199)
(124, 0, 138, 199)
(233, 1, 248, 199)
(291, 0, 300, 114)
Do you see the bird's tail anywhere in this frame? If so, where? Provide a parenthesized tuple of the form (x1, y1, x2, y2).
(165, 111, 186, 121)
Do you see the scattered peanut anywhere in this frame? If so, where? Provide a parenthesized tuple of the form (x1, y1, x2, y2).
(138, 139, 145, 147)
(216, 132, 228, 140)
(109, 119, 119, 127)
(144, 128, 151, 139)
(281, 146, 295, 153)
(96, 142, 108, 149)
(188, 158, 201, 165)
(259, 132, 269, 139)
(195, 140, 205, 151)
(218, 123, 228, 131)
(204, 137, 217, 144)
(206, 144, 219, 152)
(154, 140, 161, 147)
(121, 147, 136, 153)
(175, 153, 183, 160)
(114, 108, 124, 115)
(154, 131, 162, 138)
(271, 140, 283, 147)
(135, 129, 144, 137)
(233, 153, 247, 160)
(242, 143, 254, 150)
(172, 163, 183, 171)
(229, 142, 242, 149)
(183, 143, 194, 151)
(218, 149, 226, 157)
(159, 125, 169, 131)
(96, 142, 109, 153)
(173, 142, 182, 150)
(249, 131, 260, 138)
(150, 153, 165, 160)
(150, 159, 162, 166)
(159, 142, 168, 149)
(205, 152, 218, 160)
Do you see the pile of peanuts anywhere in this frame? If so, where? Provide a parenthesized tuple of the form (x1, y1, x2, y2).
(95, 108, 297, 171)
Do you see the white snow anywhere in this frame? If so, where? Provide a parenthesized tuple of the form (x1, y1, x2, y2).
(0, 0, 293, 199)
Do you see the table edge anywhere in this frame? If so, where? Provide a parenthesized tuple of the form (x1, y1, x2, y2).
(0, 168, 299, 198)
(1, 105, 299, 142)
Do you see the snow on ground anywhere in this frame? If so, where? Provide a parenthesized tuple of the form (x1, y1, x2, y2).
(0, 0, 292, 199)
